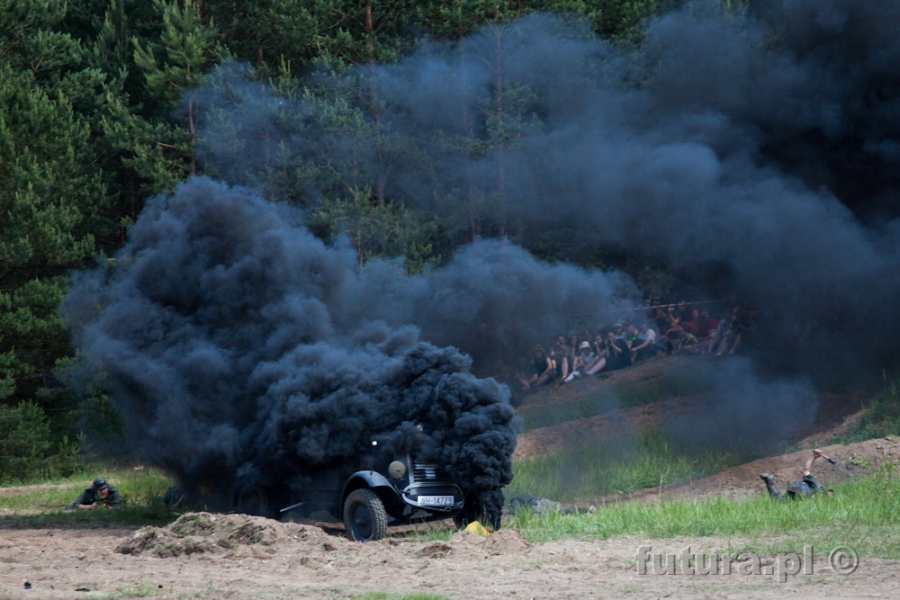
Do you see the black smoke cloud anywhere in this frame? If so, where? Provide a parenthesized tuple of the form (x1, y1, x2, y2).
(63, 1, 900, 507)
(196, 0, 900, 348)
(184, 1, 900, 457)
(62, 177, 640, 519)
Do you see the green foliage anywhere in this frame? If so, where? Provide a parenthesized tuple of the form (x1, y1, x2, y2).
(132, 0, 227, 176)
(840, 379, 900, 443)
(308, 187, 438, 273)
(0, 401, 82, 482)
(0, 4, 108, 401)
(133, 0, 223, 107)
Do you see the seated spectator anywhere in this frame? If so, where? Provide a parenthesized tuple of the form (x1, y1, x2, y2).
(665, 320, 687, 353)
(601, 330, 630, 371)
(679, 307, 699, 336)
(518, 345, 556, 390)
(590, 332, 606, 358)
(564, 341, 599, 382)
(713, 306, 758, 356)
(548, 346, 564, 381)
(668, 302, 688, 328)
(651, 302, 673, 340)
(624, 323, 640, 349)
(729, 307, 759, 354)
(707, 307, 738, 354)
(630, 322, 658, 363)
(566, 333, 580, 361)
(553, 334, 570, 379)
(584, 334, 609, 375)
(693, 309, 719, 341)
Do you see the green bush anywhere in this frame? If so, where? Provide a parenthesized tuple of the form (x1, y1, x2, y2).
(841, 380, 900, 443)
(0, 401, 82, 483)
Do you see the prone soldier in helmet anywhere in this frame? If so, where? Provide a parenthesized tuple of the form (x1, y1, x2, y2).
(64, 478, 125, 510)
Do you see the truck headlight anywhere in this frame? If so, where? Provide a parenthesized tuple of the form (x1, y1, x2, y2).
(388, 460, 406, 479)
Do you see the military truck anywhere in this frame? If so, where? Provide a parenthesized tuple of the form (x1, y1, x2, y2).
(232, 437, 487, 541)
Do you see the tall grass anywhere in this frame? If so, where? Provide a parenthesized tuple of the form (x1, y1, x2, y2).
(507, 431, 757, 502)
(0, 465, 177, 527)
(508, 462, 900, 557)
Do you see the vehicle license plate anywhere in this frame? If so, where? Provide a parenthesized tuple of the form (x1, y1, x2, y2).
(419, 495, 455, 506)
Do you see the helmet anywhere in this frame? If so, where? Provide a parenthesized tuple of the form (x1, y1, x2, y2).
(93, 477, 109, 490)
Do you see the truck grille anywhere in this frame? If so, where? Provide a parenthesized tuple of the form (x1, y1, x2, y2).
(412, 462, 449, 483)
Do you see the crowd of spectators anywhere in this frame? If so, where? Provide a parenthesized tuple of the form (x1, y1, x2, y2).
(513, 301, 759, 394)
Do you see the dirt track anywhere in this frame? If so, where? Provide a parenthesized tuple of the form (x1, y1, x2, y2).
(0, 508, 897, 600)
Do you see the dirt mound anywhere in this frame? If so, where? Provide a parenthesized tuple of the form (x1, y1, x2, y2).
(117, 512, 341, 558)
(416, 541, 453, 559)
(445, 528, 532, 558)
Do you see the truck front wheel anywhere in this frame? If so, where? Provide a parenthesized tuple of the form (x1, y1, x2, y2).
(343, 488, 388, 542)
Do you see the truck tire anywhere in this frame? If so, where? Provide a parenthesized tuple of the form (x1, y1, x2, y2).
(343, 488, 388, 542)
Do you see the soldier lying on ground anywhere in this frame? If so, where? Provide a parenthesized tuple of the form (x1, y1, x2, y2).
(759, 449, 826, 500)
(64, 477, 124, 510)
(507, 494, 595, 515)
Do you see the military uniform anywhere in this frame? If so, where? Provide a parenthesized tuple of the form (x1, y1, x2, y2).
(762, 473, 824, 500)
(65, 484, 124, 509)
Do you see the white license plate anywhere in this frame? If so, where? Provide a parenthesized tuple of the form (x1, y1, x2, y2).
(419, 495, 455, 506)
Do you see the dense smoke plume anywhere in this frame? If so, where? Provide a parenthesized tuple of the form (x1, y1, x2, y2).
(63, 177, 644, 519)
(197, 0, 900, 356)
(64, 1, 900, 508)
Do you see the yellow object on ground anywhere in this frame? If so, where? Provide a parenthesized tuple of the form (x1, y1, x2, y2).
(465, 521, 491, 537)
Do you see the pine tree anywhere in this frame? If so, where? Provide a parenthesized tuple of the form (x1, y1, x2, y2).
(0, 1, 108, 404)
(133, 0, 225, 175)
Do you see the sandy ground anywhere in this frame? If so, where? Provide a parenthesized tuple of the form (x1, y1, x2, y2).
(0, 512, 898, 600)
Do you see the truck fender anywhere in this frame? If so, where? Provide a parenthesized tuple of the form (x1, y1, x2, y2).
(341, 470, 397, 505)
